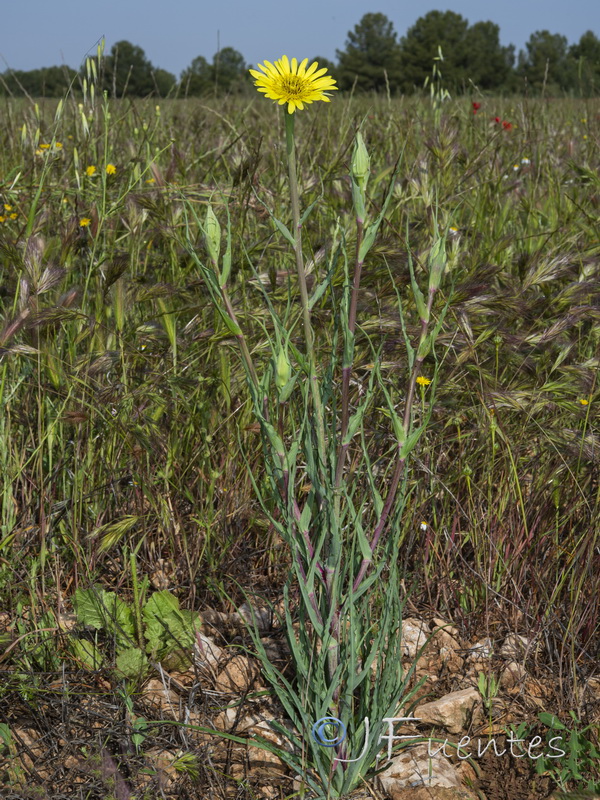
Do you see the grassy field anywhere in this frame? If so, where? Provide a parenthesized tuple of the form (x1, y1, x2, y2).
(0, 81, 599, 798)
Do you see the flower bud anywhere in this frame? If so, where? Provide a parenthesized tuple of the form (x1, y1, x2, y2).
(275, 347, 292, 390)
(351, 131, 370, 192)
(428, 237, 447, 291)
(204, 204, 221, 264)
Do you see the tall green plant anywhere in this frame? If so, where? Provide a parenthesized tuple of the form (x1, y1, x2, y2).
(181, 55, 449, 797)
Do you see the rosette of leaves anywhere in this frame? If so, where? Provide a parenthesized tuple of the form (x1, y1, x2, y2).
(72, 587, 200, 679)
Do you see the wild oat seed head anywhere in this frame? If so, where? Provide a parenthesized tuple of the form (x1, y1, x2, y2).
(249, 55, 338, 114)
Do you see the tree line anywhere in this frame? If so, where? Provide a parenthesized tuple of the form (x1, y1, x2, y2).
(1, 12, 599, 98)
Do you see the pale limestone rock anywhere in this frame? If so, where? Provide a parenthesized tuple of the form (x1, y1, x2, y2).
(236, 601, 272, 633)
(142, 678, 181, 718)
(193, 632, 223, 669)
(415, 687, 481, 734)
(402, 618, 430, 658)
(376, 743, 463, 792)
(387, 788, 479, 800)
(500, 633, 531, 659)
(467, 637, 494, 659)
(432, 617, 460, 639)
(215, 654, 259, 692)
(500, 660, 527, 689)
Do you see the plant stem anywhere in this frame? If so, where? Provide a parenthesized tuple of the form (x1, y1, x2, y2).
(352, 285, 438, 594)
(284, 112, 327, 478)
(335, 219, 365, 491)
(284, 110, 338, 683)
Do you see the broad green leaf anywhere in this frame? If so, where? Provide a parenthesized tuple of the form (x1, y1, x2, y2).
(115, 647, 149, 679)
(71, 638, 103, 669)
(73, 587, 135, 643)
(0, 723, 12, 748)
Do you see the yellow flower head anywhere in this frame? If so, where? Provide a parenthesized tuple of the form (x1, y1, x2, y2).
(106, 163, 117, 175)
(579, 398, 589, 406)
(4, 204, 12, 211)
(39, 143, 51, 150)
(79, 217, 91, 227)
(0, 216, 5, 223)
(416, 376, 432, 386)
(249, 56, 338, 114)
(85, 165, 97, 177)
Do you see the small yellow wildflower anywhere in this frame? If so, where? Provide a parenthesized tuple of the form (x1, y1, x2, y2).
(420, 521, 428, 531)
(39, 143, 51, 150)
(55, 142, 63, 149)
(85, 165, 97, 177)
(416, 376, 432, 386)
(4, 204, 12, 211)
(9, 213, 17, 220)
(145, 178, 155, 184)
(0, 216, 5, 223)
(79, 217, 91, 227)
(249, 55, 338, 114)
(106, 163, 117, 175)
(35, 149, 43, 156)
(579, 398, 589, 405)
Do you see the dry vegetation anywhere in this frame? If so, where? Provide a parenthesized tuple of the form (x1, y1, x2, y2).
(0, 84, 599, 799)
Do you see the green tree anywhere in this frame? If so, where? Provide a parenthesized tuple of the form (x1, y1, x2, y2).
(569, 30, 600, 96)
(213, 46, 248, 93)
(181, 47, 249, 96)
(335, 12, 402, 92)
(399, 11, 470, 91)
(180, 55, 212, 96)
(463, 21, 515, 91)
(103, 41, 173, 97)
(517, 30, 575, 93)
(152, 68, 177, 97)
(0, 65, 77, 97)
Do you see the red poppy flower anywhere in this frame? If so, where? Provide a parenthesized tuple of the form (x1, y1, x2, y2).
(502, 121, 512, 130)
(472, 101, 481, 112)
(494, 116, 501, 123)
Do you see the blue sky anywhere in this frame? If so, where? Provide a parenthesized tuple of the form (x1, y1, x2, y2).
(2, 0, 599, 77)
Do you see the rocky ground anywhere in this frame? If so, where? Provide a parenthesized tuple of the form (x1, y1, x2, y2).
(2, 598, 599, 799)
